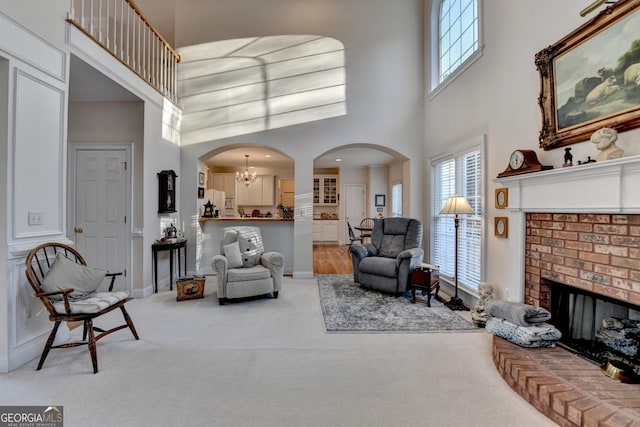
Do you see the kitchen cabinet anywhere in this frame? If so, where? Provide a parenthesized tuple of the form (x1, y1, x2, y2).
(313, 220, 338, 242)
(237, 175, 275, 206)
(313, 175, 338, 205)
(212, 173, 237, 198)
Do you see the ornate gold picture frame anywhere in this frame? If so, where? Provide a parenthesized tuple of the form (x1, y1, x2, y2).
(536, 0, 640, 150)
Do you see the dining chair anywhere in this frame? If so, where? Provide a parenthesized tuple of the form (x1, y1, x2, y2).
(25, 242, 139, 373)
(347, 221, 362, 245)
(359, 218, 375, 241)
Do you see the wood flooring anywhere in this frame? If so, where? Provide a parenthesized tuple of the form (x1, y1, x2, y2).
(313, 244, 353, 275)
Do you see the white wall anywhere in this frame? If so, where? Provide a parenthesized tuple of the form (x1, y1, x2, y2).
(176, 0, 426, 277)
(0, 0, 68, 45)
(68, 101, 145, 291)
(0, 2, 179, 370)
(424, 0, 640, 302)
(368, 165, 389, 218)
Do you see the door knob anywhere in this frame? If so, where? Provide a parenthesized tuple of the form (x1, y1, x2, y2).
(74, 226, 83, 233)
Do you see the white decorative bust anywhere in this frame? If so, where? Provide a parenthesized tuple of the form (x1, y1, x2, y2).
(590, 127, 624, 161)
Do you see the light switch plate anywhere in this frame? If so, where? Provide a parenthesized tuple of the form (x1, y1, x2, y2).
(28, 211, 43, 225)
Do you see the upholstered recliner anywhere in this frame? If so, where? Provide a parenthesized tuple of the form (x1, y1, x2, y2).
(349, 217, 424, 295)
(212, 226, 284, 304)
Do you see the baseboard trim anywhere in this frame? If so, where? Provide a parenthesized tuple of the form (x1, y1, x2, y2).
(293, 271, 314, 279)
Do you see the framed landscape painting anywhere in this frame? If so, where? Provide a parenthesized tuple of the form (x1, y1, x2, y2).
(536, 0, 640, 150)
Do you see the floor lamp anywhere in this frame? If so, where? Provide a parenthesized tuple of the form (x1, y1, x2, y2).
(440, 194, 475, 311)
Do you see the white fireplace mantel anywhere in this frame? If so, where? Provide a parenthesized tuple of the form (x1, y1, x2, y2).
(494, 154, 640, 302)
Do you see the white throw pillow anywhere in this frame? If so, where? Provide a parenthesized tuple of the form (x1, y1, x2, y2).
(236, 228, 264, 268)
(223, 241, 243, 268)
(41, 252, 107, 300)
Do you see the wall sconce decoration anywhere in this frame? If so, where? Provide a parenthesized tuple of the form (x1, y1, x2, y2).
(495, 217, 508, 238)
(495, 188, 508, 209)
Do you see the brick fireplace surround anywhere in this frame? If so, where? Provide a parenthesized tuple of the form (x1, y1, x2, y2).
(494, 156, 640, 427)
(524, 212, 640, 310)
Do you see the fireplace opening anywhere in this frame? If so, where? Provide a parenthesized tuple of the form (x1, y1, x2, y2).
(549, 280, 640, 378)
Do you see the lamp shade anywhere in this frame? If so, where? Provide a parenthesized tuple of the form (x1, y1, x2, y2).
(440, 195, 475, 215)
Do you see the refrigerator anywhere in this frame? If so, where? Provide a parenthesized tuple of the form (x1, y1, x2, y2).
(204, 189, 226, 217)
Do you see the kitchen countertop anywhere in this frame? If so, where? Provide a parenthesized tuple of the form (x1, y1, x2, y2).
(198, 217, 294, 222)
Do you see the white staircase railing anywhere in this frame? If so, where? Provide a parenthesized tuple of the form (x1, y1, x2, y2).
(68, 0, 180, 103)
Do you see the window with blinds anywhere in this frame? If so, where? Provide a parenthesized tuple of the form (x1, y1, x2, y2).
(391, 182, 403, 217)
(431, 148, 482, 291)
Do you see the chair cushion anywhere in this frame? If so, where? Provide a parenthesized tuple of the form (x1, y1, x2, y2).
(42, 253, 107, 301)
(236, 228, 264, 268)
(223, 241, 243, 268)
(51, 291, 129, 314)
(359, 257, 397, 278)
(378, 235, 407, 258)
(227, 265, 272, 282)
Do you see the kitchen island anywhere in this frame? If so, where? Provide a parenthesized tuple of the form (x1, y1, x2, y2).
(198, 217, 294, 275)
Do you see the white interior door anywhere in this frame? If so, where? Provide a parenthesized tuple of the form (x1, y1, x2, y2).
(72, 146, 130, 291)
(344, 183, 366, 243)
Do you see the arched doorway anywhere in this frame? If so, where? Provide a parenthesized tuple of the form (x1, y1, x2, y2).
(312, 145, 409, 274)
(196, 145, 295, 274)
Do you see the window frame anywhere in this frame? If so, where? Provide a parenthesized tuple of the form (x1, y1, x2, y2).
(429, 134, 486, 295)
(429, 0, 483, 98)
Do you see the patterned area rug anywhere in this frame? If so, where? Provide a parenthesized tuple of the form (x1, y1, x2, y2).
(317, 274, 479, 333)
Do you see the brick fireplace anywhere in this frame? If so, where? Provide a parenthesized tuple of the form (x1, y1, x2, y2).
(494, 156, 640, 426)
(524, 212, 640, 310)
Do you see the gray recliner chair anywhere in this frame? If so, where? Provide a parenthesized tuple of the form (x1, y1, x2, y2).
(349, 217, 424, 295)
(212, 226, 284, 304)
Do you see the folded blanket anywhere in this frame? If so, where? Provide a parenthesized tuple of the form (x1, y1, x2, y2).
(485, 300, 551, 326)
(485, 318, 561, 348)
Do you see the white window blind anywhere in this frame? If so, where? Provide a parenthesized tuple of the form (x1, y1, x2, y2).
(431, 149, 482, 291)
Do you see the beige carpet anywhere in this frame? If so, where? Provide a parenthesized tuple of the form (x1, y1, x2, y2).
(0, 277, 556, 427)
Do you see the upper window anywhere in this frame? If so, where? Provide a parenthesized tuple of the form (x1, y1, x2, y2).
(431, 0, 480, 92)
(430, 139, 484, 292)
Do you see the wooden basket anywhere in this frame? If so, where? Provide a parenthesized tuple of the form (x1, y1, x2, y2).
(176, 277, 205, 301)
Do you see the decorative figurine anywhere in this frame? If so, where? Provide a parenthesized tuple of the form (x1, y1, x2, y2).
(165, 223, 177, 239)
(202, 200, 215, 218)
(591, 127, 624, 161)
(471, 283, 494, 327)
(563, 147, 573, 167)
(578, 156, 597, 165)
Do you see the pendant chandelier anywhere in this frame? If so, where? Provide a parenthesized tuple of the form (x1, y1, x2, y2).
(236, 154, 257, 186)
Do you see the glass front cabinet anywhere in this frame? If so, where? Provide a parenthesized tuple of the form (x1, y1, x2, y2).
(158, 170, 178, 213)
(313, 175, 338, 205)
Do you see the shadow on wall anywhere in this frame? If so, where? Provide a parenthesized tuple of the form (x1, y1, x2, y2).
(177, 35, 347, 144)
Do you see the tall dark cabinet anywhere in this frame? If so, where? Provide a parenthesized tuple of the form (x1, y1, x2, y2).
(158, 170, 177, 213)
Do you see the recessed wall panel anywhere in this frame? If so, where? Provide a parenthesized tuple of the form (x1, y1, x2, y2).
(12, 70, 64, 239)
